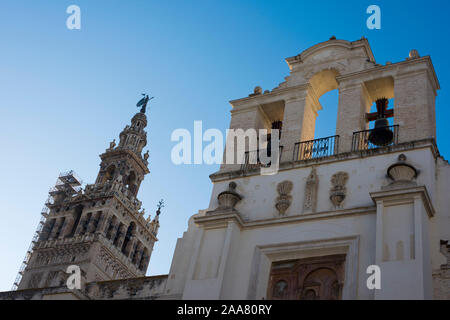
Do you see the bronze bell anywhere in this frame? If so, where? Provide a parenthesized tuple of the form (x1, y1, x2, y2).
(267, 121, 283, 157)
(368, 98, 394, 146)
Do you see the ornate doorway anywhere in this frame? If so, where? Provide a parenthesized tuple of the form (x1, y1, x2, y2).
(267, 254, 346, 300)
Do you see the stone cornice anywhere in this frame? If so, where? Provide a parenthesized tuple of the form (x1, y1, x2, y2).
(336, 56, 440, 94)
(285, 38, 375, 69)
(194, 206, 376, 230)
(229, 83, 310, 109)
(370, 185, 435, 217)
(33, 233, 144, 277)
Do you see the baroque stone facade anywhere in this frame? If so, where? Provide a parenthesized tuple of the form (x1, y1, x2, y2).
(2, 38, 450, 300)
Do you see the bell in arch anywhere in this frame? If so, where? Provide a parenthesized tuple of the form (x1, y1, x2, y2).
(368, 98, 394, 147)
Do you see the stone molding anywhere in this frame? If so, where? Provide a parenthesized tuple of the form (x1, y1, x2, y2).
(370, 185, 435, 217)
(246, 235, 360, 299)
(194, 206, 376, 230)
(210, 138, 439, 183)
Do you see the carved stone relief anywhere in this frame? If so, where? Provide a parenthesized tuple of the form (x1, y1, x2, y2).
(275, 181, 293, 215)
(329, 172, 349, 208)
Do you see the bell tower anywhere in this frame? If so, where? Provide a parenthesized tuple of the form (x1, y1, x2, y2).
(16, 98, 162, 291)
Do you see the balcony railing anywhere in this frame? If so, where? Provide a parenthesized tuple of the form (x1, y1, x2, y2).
(293, 135, 339, 161)
(241, 146, 283, 171)
(352, 125, 399, 151)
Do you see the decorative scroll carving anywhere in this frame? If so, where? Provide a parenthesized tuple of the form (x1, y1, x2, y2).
(329, 172, 348, 208)
(303, 167, 318, 213)
(275, 181, 293, 215)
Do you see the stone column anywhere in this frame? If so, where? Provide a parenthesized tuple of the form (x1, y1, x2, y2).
(87, 212, 101, 234)
(371, 187, 433, 299)
(336, 81, 371, 153)
(114, 224, 127, 248)
(125, 236, 137, 258)
(39, 219, 55, 241)
(280, 91, 319, 162)
(139, 250, 150, 271)
(96, 212, 110, 236)
(49, 217, 63, 240)
(109, 221, 120, 242)
(221, 107, 265, 172)
(62, 215, 75, 238)
(74, 213, 89, 236)
(132, 242, 143, 264)
(394, 72, 437, 143)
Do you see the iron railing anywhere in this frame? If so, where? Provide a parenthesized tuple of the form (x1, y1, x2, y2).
(293, 135, 339, 161)
(352, 125, 399, 151)
(241, 146, 283, 171)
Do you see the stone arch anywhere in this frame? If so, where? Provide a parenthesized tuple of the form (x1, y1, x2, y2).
(279, 38, 380, 157)
(308, 69, 340, 97)
(105, 215, 117, 240)
(121, 222, 136, 255)
(113, 223, 125, 247)
(300, 267, 341, 300)
(125, 171, 138, 196)
(300, 68, 341, 142)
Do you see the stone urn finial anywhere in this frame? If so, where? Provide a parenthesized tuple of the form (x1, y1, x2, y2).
(217, 182, 242, 211)
(275, 181, 293, 215)
(384, 154, 418, 189)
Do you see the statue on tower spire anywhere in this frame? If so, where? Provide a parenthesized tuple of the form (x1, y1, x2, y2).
(136, 93, 154, 113)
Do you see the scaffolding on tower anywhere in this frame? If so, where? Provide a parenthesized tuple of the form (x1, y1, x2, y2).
(11, 170, 82, 291)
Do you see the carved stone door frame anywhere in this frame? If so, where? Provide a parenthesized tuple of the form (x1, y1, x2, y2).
(246, 236, 359, 300)
(267, 254, 346, 300)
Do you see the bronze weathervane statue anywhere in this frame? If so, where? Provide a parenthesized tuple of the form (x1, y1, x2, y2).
(136, 93, 154, 113)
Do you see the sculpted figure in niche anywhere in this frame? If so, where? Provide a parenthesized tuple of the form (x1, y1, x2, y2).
(303, 167, 318, 213)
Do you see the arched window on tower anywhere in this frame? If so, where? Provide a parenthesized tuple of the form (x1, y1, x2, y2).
(105, 215, 117, 240)
(113, 223, 125, 246)
(293, 69, 340, 161)
(67, 205, 84, 238)
(315, 89, 339, 140)
(121, 222, 136, 255)
(103, 165, 116, 183)
(125, 171, 137, 196)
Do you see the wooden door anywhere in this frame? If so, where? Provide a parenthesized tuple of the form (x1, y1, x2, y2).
(267, 254, 346, 300)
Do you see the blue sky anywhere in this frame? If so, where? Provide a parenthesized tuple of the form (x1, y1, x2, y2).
(0, 0, 449, 291)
